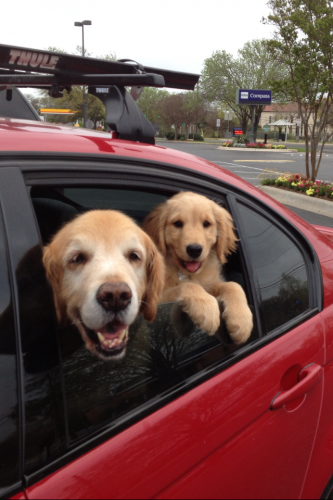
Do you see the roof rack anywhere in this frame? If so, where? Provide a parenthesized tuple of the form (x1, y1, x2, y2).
(0, 44, 200, 144)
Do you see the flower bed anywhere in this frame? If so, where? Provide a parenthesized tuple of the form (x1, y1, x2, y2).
(261, 175, 333, 201)
(221, 142, 286, 149)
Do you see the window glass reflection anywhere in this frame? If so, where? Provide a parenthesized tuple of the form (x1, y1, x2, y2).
(238, 204, 309, 332)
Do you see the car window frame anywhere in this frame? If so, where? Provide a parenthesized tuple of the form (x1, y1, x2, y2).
(0, 154, 321, 488)
(228, 193, 322, 337)
(0, 167, 32, 498)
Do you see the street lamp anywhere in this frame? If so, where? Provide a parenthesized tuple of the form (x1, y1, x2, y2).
(74, 20, 92, 127)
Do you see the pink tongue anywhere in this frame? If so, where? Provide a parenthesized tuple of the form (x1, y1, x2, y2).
(97, 325, 125, 340)
(185, 261, 201, 273)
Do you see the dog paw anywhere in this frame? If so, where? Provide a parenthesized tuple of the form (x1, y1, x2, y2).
(223, 305, 253, 345)
(180, 294, 220, 336)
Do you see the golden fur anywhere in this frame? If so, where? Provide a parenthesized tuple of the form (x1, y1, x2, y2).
(143, 192, 253, 344)
(43, 210, 165, 360)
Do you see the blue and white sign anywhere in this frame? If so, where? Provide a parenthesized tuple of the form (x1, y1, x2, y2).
(236, 89, 272, 105)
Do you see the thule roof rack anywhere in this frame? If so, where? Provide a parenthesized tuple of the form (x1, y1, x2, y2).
(0, 44, 200, 144)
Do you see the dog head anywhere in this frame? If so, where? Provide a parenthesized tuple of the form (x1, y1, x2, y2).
(143, 192, 237, 275)
(43, 210, 164, 361)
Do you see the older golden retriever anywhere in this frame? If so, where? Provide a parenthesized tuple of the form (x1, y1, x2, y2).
(43, 210, 165, 360)
(143, 192, 253, 344)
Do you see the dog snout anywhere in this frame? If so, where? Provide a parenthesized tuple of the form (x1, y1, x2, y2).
(96, 282, 132, 312)
(186, 244, 203, 259)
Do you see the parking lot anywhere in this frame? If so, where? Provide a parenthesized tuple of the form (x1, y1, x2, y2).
(159, 140, 333, 228)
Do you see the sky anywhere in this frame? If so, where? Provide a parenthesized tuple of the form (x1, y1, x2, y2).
(2, 0, 275, 74)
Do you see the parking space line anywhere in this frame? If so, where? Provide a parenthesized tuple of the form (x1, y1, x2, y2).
(233, 160, 295, 163)
(215, 161, 284, 173)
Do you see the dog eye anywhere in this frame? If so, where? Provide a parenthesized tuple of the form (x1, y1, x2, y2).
(129, 252, 141, 262)
(69, 253, 86, 265)
(203, 221, 211, 228)
(174, 220, 183, 228)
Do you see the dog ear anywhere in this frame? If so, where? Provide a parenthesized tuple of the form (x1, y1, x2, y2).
(142, 203, 168, 257)
(141, 235, 165, 322)
(42, 244, 65, 322)
(213, 204, 238, 264)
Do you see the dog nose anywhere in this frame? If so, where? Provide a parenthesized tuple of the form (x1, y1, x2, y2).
(96, 282, 132, 312)
(186, 244, 203, 259)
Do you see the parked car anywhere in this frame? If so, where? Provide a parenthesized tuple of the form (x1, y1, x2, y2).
(0, 117, 333, 499)
(1, 45, 333, 500)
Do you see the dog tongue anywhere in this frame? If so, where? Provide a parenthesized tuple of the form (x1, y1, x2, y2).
(185, 261, 201, 273)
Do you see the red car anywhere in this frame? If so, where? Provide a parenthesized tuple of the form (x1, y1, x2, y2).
(1, 46, 333, 500)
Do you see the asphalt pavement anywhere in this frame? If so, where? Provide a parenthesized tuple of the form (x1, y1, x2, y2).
(158, 139, 333, 227)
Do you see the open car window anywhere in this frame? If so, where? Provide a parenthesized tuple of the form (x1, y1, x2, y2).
(30, 185, 258, 445)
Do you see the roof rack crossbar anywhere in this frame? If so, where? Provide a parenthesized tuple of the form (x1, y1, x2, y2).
(0, 73, 165, 88)
(0, 43, 200, 144)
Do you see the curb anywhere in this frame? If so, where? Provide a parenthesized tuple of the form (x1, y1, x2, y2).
(259, 186, 333, 219)
(216, 147, 297, 153)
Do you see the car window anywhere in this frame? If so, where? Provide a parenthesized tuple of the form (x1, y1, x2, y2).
(30, 185, 259, 446)
(0, 208, 20, 491)
(236, 202, 310, 333)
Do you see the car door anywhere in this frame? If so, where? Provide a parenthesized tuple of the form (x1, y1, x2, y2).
(6, 161, 323, 499)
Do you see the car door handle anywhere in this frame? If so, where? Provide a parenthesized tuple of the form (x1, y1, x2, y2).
(270, 363, 323, 410)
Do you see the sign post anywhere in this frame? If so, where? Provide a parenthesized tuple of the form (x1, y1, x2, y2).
(235, 89, 272, 143)
(263, 124, 270, 144)
(216, 118, 220, 138)
(224, 111, 232, 137)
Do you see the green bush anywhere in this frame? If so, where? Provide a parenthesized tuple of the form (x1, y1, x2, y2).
(166, 131, 175, 140)
(261, 179, 276, 185)
(178, 135, 185, 140)
(189, 133, 204, 141)
(233, 134, 249, 145)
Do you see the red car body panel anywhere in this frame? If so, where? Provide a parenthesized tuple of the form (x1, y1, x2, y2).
(3, 119, 333, 498)
(313, 224, 333, 243)
(26, 314, 324, 499)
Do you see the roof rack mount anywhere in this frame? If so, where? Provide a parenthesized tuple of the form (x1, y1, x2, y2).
(0, 43, 200, 144)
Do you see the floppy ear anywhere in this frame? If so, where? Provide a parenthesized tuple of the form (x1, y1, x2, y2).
(141, 235, 165, 322)
(42, 244, 65, 323)
(213, 204, 238, 264)
(142, 203, 168, 257)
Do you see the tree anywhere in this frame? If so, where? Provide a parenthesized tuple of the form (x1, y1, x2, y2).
(263, 0, 333, 181)
(137, 87, 169, 124)
(200, 39, 288, 139)
(159, 93, 185, 140)
(181, 89, 206, 139)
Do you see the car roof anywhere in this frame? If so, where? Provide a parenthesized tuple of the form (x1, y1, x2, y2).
(0, 117, 235, 177)
(0, 118, 257, 192)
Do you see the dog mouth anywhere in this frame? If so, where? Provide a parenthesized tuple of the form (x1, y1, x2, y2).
(181, 260, 202, 273)
(82, 320, 129, 358)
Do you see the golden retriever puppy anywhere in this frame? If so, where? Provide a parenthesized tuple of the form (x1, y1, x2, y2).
(43, 210, 165, 360)
(143, 192, 253, 344)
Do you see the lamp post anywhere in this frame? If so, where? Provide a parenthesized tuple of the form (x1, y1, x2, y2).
(74, 20, 92, 128)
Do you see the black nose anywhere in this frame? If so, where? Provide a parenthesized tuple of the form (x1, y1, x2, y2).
(186, 244, 203, 259)
(96, 282, 132, 313)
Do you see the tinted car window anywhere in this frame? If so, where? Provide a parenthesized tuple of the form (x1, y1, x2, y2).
(31, 186, 258, 444)
(18, 245, 67, 477)
(237, 203, 309, 333)
(0, 209, 20, 490)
